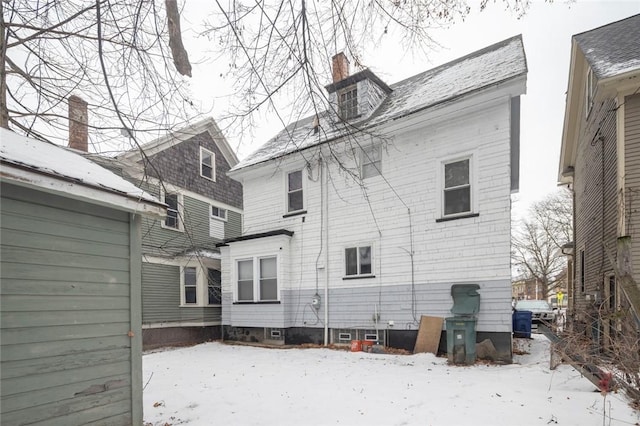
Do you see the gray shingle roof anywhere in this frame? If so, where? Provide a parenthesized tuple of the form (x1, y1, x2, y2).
(574, 14, 640, 80)
(232, 35, 527, 172)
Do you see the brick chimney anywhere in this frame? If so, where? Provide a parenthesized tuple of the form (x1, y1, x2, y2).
(68, 95, 88, 152)
(332, 52, 349, 83)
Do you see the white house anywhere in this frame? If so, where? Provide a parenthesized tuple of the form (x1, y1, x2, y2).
(219, 36, 527, 359)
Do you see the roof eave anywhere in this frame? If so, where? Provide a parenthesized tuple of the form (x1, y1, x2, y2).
(0, 161, 167, 219)
(559, 40, 582, 184)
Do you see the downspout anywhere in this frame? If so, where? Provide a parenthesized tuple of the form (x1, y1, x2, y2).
(323, 157, 330, 345)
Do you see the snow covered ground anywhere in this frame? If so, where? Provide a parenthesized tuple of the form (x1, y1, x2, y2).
(142, 335, 639, 426)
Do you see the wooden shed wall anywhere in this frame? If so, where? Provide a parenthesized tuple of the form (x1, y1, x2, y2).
(0, 183, 139, 425)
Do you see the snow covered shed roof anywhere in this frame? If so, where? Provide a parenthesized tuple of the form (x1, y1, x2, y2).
(0, 128, 165, 217)
(231, 35, 527, 173)
(574, 14, 640, 80)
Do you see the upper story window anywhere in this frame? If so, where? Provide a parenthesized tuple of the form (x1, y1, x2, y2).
(211, 205, 227, 221)
(361, 145, 381, 179)
(200, 147, 216, 181)
(443, 158, 472, 217)
(345, 245, 372, 277)
(585, 68, 596, 117)
(162, 190, 183, 231)
(339, 86, 358, 120)
(287, 170, 304, 213)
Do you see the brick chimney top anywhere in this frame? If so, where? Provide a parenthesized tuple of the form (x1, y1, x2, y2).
(68, 95, 88, 152)
(332, 52, 349, 83)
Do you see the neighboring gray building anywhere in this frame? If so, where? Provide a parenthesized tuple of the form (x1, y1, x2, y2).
(559, 14, 640, 350)
(0, 128, 165, 425)
(115, 118, 243, 348)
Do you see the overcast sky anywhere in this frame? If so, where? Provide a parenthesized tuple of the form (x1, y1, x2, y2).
(183, 1, 640, 219)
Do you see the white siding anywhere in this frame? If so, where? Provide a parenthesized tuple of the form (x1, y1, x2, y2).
(227, 95, 513, 333)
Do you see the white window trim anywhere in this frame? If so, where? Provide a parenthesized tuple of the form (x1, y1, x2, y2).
(343, 244, 374, 278)
(178, 265, 200, 307)
(585, 67, 596, 117)
(361, 145, 382, 179)
(234, 255, 280, 302)
(178, 263, 220, 307)
(160, 187, 184, 232)
(285, 169, 305, 214)
(211, 205, 228, 222)
(438, 153, 478, 219)
(200, 146, 216, 181)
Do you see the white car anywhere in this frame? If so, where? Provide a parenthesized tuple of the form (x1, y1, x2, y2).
(514, 300, 556, 324)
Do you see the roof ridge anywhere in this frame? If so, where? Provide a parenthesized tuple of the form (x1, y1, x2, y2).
(573, 13, 639, 39)
(390, 34, 523, 89)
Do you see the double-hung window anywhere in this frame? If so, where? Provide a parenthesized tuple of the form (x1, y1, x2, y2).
(207, 268, 221, 305)
(585, 68, 596, 117)
(345, 246, 372, 277)
(200, 147, 215, 180)
(236, 256, 279, 302)
(361, 145, 381, 179)
(443, 158, 471, 217)
(162, 190, 182, 230)
(339, 86, 358, 120)
(259, 257, 278, 301)
(183, 266, 197, 304)
(237, 260, 254, 301)
(287, 170, 303, 213)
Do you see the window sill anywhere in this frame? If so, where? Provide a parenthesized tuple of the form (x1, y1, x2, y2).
(179, 304, 202, 308)
(210, 216, 228, 222)
(283, 210, 307, 218)
(161, 224, 184, 232)
(200, 174, 216, 182)
(342, 275, 376, 280)
(435, 213, 479, 223)
(233, 301, 281, 305)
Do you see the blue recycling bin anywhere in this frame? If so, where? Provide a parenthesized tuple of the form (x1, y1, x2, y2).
(512, 310, 532, 338)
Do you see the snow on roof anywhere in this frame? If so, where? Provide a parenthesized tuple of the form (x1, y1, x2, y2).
(575, 14, 640, 79)
(232, 35, 527, 172)
(0, 128, 159, 205)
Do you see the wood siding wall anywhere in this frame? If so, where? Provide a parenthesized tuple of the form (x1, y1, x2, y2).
(573, 97, 618, 318)
(223, 97, 514, 334)
(1, 183, 137, 425)
(141, 263, 221, 324)
(625, 94, 640, 278)
(143, 131, 243, 208)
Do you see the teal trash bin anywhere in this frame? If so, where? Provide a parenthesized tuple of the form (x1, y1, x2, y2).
(446, 317, 477, 365)
(446, 284, 480, 365)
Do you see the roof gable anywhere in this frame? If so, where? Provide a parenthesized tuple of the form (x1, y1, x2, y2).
(119, 117, 239, 167)
(232, 35, 527, 173)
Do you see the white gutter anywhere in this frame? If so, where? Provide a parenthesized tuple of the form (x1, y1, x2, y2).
(323, 156, 330, 346)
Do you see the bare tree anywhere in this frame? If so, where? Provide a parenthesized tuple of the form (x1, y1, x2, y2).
(202, 0, 536, 147)
(512, 188, 573, 299)
(1, 0, 197, 153)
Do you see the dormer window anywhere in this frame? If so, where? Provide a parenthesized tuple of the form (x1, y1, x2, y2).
(339, 86, 358, 120)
